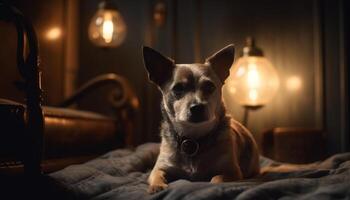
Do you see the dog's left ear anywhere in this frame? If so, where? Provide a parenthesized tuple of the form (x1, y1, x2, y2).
(205, 44, 235, 83)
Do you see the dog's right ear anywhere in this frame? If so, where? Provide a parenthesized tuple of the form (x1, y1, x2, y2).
(142, 46, 175, 87)
(206, 44, 235, 83)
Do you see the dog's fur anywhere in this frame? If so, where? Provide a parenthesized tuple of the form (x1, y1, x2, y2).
(142, 44, 260, 194)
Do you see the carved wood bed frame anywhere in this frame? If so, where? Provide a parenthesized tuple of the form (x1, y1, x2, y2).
(0, 3, 138, 179)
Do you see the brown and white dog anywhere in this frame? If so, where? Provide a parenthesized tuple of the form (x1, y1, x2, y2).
(142, 44, 260, 194)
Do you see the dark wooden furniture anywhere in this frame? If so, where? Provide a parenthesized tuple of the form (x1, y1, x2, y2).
(261, 127, 327, 164)
(0, 3, 138, 177)
(0, 4, 139, 199)
(0, 2, 44, 178)
(0, 73, 138, 175)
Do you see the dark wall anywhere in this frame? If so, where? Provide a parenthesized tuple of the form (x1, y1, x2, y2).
(321, 0, 349, 153)
(345, 0, 350, 152)
(0, 0, 66, 105)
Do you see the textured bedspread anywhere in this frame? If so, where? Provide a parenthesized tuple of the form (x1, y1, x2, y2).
(50, 143, 350, 200)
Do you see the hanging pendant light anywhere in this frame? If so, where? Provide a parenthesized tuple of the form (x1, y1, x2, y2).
(88, 0, 127, 48)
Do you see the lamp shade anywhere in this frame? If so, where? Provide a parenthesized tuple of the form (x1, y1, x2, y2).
(226, 55, 279, 107)
(88, 1, 126, 48)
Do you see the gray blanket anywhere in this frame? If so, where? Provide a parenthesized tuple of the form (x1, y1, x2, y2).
(50, 143, 350, 200)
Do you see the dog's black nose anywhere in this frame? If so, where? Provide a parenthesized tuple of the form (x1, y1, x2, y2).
(189, 104, 207, 123)
(190, 104, 205, 114)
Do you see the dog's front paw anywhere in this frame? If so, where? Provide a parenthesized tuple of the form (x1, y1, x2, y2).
(210, 175, 225, 183)
(211, 174, 238, 183)
(148, 183, 168, 194)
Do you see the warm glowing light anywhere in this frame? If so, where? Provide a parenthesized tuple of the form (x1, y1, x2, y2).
(249, 89, 258, 101)
(224, 56, 279, 107)
(247, 64, 260, 89)
(102, 13, 114, 43)
(88, 9, 127, 47)
(236, 67, 245, 77)
(286, 76, 302, 91)
(229, 87, 236, 94)
(46, 27, 61, 40)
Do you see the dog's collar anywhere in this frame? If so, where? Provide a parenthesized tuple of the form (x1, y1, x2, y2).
(165, 110, 228, 157)
(176, 126, 223, 157)
(178, 137, 200, 157)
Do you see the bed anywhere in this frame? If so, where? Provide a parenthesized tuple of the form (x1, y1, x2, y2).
(50, 143, 350, 200)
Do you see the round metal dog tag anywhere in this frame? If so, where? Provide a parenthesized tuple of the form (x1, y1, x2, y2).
(180, 139, 199, 156)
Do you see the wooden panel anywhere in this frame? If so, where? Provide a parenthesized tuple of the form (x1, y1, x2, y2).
(321, 0, 349, 153)
(344, 0, 350, 152)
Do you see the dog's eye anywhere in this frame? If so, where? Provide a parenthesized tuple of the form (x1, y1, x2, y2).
(172, 83, 186, 97)
(201, 81, 216, 94)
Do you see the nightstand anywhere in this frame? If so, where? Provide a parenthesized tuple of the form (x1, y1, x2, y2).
(261, 127, 327, 164)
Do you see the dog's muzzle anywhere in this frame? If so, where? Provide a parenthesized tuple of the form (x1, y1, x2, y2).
(189, 103, 208, 123)
(180, 139, 199, 156)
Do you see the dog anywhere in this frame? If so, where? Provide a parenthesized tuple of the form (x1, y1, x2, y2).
(142, 44, 260, 194)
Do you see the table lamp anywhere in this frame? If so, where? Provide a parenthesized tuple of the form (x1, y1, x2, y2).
(226, 37, 279, 126)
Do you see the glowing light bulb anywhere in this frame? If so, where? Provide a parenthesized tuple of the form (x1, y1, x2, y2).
(249, 89, 258, 101)
(88, 1, 126, 48)
(247, 64, 260, 89)
(235, 66, 245, 77)
(225, 56, 279, 107)
(102, 13, 114, 43)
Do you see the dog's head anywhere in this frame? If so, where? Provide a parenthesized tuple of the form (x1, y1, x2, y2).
(143, 45, 234, 136)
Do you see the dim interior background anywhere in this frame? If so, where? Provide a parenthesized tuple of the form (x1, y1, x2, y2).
(0, 0, 349, 155)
